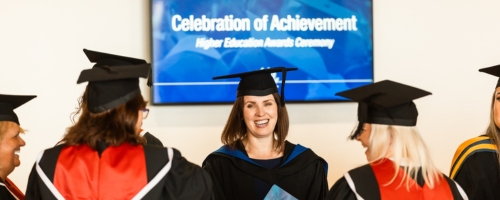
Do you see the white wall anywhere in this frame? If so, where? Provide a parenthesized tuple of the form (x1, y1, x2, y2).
(1, 0, 500, 192)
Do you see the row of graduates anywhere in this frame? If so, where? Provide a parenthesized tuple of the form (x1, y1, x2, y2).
(0, 49, 498, 199)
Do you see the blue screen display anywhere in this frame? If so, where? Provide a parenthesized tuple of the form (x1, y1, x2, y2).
(151, 0, 373, 104)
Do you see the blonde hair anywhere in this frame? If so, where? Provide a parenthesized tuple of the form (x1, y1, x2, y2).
(368, 124, 442, 189)
(486, 91, 500, 165)
(0, 121, 25, 142)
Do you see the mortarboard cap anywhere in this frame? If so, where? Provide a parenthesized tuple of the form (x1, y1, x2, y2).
(336, 80, 431, 139)
(479, 64, 500, 88)
(83, 48, 147, 65)
(0, 94, 36, 125)
(77, 49, 150, 113)
(213, 67, 297, 106)
(82, 48, 154, 87)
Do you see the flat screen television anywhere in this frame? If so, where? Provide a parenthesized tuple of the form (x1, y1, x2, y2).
(151, 0, 373, 104)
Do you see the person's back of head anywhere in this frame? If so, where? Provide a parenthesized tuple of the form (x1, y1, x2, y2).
(337, 80, 442, 189)
(63, 49, 150, 149)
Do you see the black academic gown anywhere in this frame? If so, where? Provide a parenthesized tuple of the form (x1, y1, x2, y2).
(451, 144, 500, 200)
(25, 142, 212, 200)
(0, 187, 18, 200)
(0, 179, 20, 200)
(143, 132, 164, 147)
(326, 163, 466, 200)
(203, 140, 328, 200)
(452, 152, 500, 200)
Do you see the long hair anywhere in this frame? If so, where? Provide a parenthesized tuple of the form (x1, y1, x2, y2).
(63, 88, 146, 149)
(485, 91, 500, 165)
(368, 124, 442, 189)
(221, 93, 289, 152)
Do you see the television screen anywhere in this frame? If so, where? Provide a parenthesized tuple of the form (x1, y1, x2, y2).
(151, 0, 373, 104)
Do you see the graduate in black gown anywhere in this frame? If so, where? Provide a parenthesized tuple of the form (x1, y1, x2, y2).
(203, 67, 328, 200)
(25, 49, 212, 199)
(0, 94, 36, 200)
(326, 80, 467, 200)
(450, 64, 500, 200)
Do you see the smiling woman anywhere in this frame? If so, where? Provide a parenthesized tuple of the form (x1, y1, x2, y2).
(450, 64, 500, 199)
(0, 122, 25, 179)
(0, 94, 36, 200)
(242, 95, 279, 142)
(223, 93, 287, 155)
(203, 67, 329, 200)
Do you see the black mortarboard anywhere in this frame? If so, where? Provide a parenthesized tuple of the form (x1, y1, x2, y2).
(77, 49, 150, 113)
(0, 94, 36, 125)
(479, 64, 500, 88)
(336, 80, 431, 139)
(213, 67, 297, 106)
(83, 49, 147, 65)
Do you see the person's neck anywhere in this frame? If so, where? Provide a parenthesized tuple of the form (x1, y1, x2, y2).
(243, 135, 282, 159)
(0, 173, 6, 182)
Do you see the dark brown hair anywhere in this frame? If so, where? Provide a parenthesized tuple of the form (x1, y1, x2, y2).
(221, 93, 289, 152)
(63, 87, 146, 149)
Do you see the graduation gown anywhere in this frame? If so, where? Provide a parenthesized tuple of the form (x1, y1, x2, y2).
(450, 136, 500, 200)
(143, 131, 164, 147)
(326, 159, 467, 200)
(25, 142, 212, 200)
(202, 140, 328, 200)
(1, 178, 25, 200)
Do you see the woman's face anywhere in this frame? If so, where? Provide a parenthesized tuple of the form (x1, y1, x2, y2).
(243, 94, 278, 139)
(494, 88, 500, 129)
(0, 122, 26, 178)
(356, 123, 372, 161)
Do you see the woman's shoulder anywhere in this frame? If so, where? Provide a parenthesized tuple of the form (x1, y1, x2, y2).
(143, 145, 193, 165)
(451, 135, 497, 167)
(455, 135, 494, 149)
(141, 146, 213, 199)
(345, 163, 373, 177)
(283, 140, 323, 160)
(450, 135, 497, 178)
(284, 140, 309, 151)
(452, 135, 497, 157)
(282, 140, 328, 171)
(202, 144, 244, 167)
(36, 144, 66, 164)
(144, 145, 209, 181)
